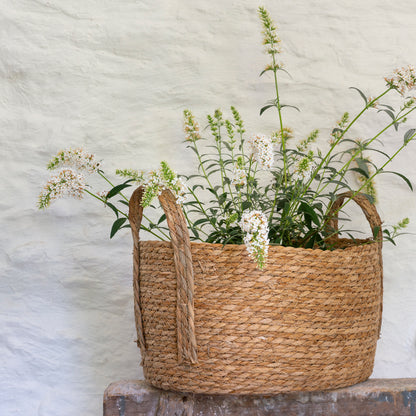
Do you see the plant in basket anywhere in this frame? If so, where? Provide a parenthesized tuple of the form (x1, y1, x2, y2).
(39, 7, 415, 394)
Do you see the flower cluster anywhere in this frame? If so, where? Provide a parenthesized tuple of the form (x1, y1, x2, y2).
(39, 169, 86, 209)
(116, 168, 145, 183)
(239, 210, 270, 269)
(141, 161, 188, 207)
(297, 129, 319, 152)
(248, 134, 274, 169)
(385, 65, 416, 96)
(273, 127, 293, 144)
(39, 148, 100, 209)
(258, 6, 281, 56)
(47, 148, 100, 173)
(293, 151, 315, 182)
(231, 164, 247, 186)
(184, 109, 202, 142)
(329, 112, 349, 145)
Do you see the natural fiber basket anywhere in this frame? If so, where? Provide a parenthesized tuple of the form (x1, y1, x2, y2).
(128, 187, 383, 394)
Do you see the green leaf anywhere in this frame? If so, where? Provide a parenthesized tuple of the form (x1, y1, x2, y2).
(157, 214, 166, 225)
(404, 128, 416, 144)
(106, 202, 119, 218)
(325, 180, 351, 189)
(207, 188, 218, 196)
(260, 103, 276, 116)
(110, 217, 127, 239)
(349, 167, 369, 178)
(218, 192, 227, 205)
(378, 108, 395, 121)
(355, 158, 370, 178)
(379, 104, 395, 111)
(259, 68, 272, 77)
(193, 218, 211, 227)
(223, 141, 233, 151)
(224, 201, 232, 211)
(107, 180, 134, 199)
(349, 87, 368, 105)
(118, 200, 130, 207)
(382, 171, 413, 191)
(299, 201, 320, 227)
(362, 193, 376, 204)
(242, 201, 252, 210)
(280, 104, 300, 112)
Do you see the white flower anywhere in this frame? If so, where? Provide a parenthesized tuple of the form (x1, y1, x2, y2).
(141, 161, 188, 207)
(385, 65, 416, 96)
(231, 165, 247, 186)
(239, 210, 269, 269)
(39, 168, 86, 209)
(47, 148, 100, 174)
(248, 134, 274, 169)
(293, 163, 316, 182)
(183, 109, 201, 141)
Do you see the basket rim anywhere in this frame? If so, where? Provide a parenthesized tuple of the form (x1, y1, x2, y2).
(140, 238, 379, 254)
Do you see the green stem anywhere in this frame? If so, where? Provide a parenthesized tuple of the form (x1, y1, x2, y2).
(306, 88, 392, 193)
(84, 189, 166, 241)
(323, 132, 416, 238)
(288, 88, 393, 221)
(85, 188, 127, 214)
(188, 187, 222, 232)
(319, 105, 416, 200)
(99, 170, 170, 239)
(271, 54, 286, 186)
(182, 208, 209, 240)
(98, 171, 129, 203)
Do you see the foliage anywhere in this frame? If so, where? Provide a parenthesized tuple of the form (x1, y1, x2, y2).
(39, 7, 415, 268)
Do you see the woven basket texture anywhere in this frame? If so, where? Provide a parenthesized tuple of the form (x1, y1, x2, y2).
(129, 187, 383, 394)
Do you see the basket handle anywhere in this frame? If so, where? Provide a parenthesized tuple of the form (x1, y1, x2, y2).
(327, 191, 383, 337)
(129, 186, 198, 365)
(327, 191, 382, 248)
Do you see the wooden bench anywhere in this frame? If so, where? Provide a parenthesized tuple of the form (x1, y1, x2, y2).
(104, 378, 416, 415)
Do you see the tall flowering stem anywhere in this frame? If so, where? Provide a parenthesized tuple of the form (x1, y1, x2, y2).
(258, 7, 287, 185)
(326, 128, 416, 232)
(318, 104, 416, 203)
(305, 88, 392, 192)
(288, 86, 393, 222)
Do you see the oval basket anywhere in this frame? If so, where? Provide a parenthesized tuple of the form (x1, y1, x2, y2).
(129, 187, 383, 394)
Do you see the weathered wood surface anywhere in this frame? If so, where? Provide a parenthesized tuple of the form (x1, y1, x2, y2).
(104, 379, 416, 416)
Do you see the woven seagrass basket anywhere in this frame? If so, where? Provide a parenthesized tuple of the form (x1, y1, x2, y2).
(128, 186, 383, 394)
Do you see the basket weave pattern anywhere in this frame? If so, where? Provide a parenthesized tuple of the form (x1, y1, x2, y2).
(129, 187, 383, 394)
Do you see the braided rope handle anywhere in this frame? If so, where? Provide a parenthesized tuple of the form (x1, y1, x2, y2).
(327, 191, 382, 247)
(327, 191, 383, 337)
(129, 186, 198, 365)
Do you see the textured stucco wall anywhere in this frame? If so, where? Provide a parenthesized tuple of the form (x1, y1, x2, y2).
(1, 0, 416, 414)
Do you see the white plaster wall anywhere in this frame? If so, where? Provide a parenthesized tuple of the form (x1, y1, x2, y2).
(1, 0, 416, 414)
